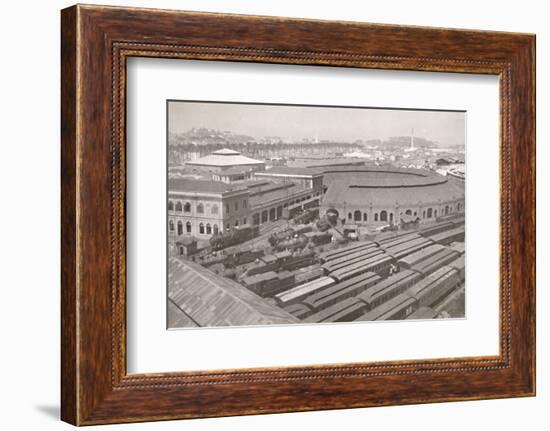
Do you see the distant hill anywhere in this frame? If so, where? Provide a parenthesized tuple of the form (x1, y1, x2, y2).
(169, 128, 255, 147)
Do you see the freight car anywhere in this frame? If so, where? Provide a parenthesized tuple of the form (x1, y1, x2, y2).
(241, 271, 296, 297)
(373, 232, 420, 248)
(355, 292, 417, 321)
(274, 276, 335, 307)
(406, 266, 460, 308)
(209, 225, 260, 251)
(409, 248, 460, 277)
(396, 244, 446, 269)
(329, 253, 394, 281)
(303, 271, 381, 311)
(418, 221, 455, 237)
(427, 226, 465, 245)
(382, 237, 433, 260)
(356, 269, 422, 311)
(373, 231, 419, 247)
(319, 240, 377, 263)
(303, 297, 368, 323)
(321, 248, 384, 274)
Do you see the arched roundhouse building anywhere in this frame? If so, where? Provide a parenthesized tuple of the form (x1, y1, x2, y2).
(319, 167, 464, 227)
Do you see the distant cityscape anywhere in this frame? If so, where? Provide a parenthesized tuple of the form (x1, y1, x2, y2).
(167, 102, 465, 329)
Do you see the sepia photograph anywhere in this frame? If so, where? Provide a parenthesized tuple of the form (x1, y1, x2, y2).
(166, 101, 466, 329)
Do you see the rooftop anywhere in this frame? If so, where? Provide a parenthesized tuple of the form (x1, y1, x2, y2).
(168, 257, 299, 328)
(322, 168, 464, 207)
(168, 178, 248, 195)
(186, 148, 265, 167)
(255, 166, 323, 177)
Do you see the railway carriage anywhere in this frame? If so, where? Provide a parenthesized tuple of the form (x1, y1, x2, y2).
(406, 266, 460, 308)
(274, 276, 335, 307)
(356, 269, 422, 311)
(303, 271, 381, 311)
(409, 248, 460, 277)
(303, 297, 368, 323)
(355, 293, 418, 321)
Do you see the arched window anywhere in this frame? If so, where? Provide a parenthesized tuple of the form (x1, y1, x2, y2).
(177, 221, 183, 235)
(261, 211, 268, 223)
(405, 209, 412, 215)
(235, 220, 239, 227)
(434, 209, 438, 218)
(243, 217, 247, 225)
(183, 202, 191, 213)
(348, 212, 352, 220)
(197, 203, 204, 214)
(206, 224, 212, 234)
(457, 202, 462, 211)
(374, 213, 379, 222)
(211, 204, 218, 215)
(213, 224, 219, 234)
(175, 201, 183, 212)
(414, 212, 417, 216)
(390, 213, 394, 223)
(380, 210, 388, 222)
(178, 246, 184, 256)
(363, 213, 368, 221)
(354, 210, 362, 222)
(269, 208, 275, 221)
(186, 221, 191, 233)
(168, 200, 174, 211)
(427, 208, 433, 218)
(423, 210, 426, 218)
(169, 220, 174, 231)
(445, 205, 449, 215)
(199, 223, 205, 234)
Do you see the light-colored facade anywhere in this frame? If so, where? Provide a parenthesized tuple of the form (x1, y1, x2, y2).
(168, 180, 250, 246)
(185, 148, 266, 173)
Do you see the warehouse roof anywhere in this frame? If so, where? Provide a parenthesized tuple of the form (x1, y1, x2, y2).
(168, 178, 248, 195)
(168, 257, 299, 328)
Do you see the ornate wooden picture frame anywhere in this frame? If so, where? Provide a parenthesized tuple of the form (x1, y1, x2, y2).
(61, 4, 535, 425)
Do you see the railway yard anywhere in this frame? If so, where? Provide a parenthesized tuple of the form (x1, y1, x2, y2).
(173, 207, 466, 325)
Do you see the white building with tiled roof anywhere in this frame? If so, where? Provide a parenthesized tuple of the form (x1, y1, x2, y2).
(185, 148, 265, 172)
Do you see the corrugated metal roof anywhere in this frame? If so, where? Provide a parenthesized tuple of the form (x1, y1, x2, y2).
(168, 257, 299, 328)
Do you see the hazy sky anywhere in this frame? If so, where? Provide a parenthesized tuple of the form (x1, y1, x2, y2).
(168, 101, 465, 147)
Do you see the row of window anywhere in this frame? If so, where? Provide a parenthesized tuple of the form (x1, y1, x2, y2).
(168, 200, 248, 214)
(346, 202, 463, 223)
(169, 218, 248, 235)
(169, 220, 219, 235)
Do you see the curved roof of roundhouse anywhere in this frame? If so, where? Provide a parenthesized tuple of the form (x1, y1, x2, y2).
(321, 167, 464, 208)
